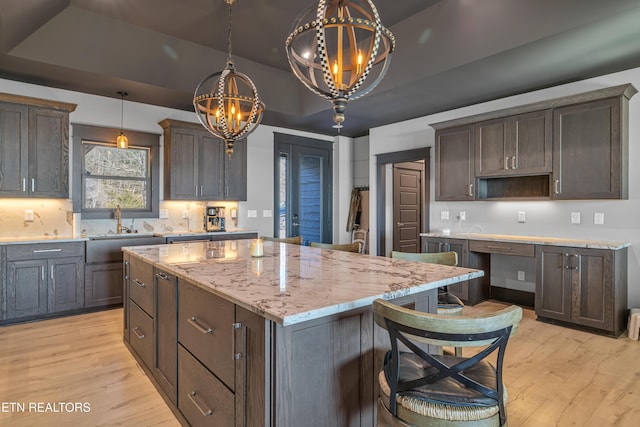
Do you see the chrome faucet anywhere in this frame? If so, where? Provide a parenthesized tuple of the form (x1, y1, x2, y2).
(116, 204, 122, 234)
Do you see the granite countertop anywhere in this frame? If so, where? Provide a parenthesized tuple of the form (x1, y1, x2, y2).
(123, 240, 483, 326)
(0, 229, 257, 245)
(419, 232, 629, 250)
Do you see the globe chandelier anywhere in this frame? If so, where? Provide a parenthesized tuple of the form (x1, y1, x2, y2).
(194, 0, 265, 156)
(286, 0, 395, 131)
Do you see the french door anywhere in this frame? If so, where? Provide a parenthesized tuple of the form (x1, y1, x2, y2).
(274, 134, 332, 244)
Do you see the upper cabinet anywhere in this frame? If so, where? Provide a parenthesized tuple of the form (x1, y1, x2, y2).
(475, 110, 552, 177)
(160, 119, 247, 201)
(435, 125, 475, 201)
(552, 98, 626, 199)
(433, 84, 636, 201)
(0, 94, 76, 198)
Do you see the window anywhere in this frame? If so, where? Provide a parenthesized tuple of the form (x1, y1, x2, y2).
(82, 141, 150, 209)
(72, 124, 159, 219)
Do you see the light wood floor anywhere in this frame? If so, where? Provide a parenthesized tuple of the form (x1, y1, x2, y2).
(1, 303, 639, 426)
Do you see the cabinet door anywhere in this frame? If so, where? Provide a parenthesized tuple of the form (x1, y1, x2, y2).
(475, 118, 508, 177)
(154, 269, 178, 404)
(28, 108, 69, 197)
(49, 256, 84, 312)
(85, 262, 123, 307)
(435, 125, 475, 201)
(573, 249, 613, 331)
(553, 98, 624, 199)
(511, 110, 552, 174)
(224, 138, 247, 200)
(198, 133, 224, 200)
(168, 128, 199, 200)
(6, 259, 48, 318)
(424, 238, 469, 301)
(0, 102, 28, 196)
(535, 246, 572, 322)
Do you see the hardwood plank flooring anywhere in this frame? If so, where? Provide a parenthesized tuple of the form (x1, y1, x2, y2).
(1, 303, 639, 426)
(0, 308, 179, 427)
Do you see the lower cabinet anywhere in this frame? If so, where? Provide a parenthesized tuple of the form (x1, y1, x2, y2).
(85, 262, 123, 307)
(4, 242, 84, 321)
(535, 245, 627, 336)
(123, 257, 265, 426)
(422, 236, 490, 305)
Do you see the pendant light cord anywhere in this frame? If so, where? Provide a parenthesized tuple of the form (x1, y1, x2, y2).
(226, 1, 233, 63)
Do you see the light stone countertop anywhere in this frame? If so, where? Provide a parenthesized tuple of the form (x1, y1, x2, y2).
(0, 235, 88, 244)
(123, 240, 484, 326)
(419, 232, 629, 250)
(154, 229, 257, 238)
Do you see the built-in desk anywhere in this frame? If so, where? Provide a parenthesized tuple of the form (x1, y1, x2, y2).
(420, 233, 629, 337)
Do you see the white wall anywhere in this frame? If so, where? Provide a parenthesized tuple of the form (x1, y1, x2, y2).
(368, 66, 640, 308)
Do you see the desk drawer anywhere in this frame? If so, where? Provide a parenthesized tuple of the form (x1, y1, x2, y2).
(178, 281, 235, 390)
(129, 300, 154, 369)
(128, 256, 155, 316)
(178, 345, 234, 427)
(469, 240, 535, 257)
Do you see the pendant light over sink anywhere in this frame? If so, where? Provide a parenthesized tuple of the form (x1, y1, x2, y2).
(193, 0, 265, 156)
(116, 91, 128, 149)
(286, 0, 395, 131)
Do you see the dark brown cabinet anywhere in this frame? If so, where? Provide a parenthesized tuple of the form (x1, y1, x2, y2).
(0, 95, 76, 198)
(552, 97, 627, 199)
(535, 245, 627, 336)
(434, 125, 475, 201)
(4, 242, 84, 321)
(154, 268, 178, 404)
(475, 110, 552, 177)
(422, 236, 490, 305)
(84, 236, 165, 308)
(160, 119, 247, 201)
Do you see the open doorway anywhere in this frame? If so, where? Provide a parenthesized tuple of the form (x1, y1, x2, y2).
(375, 148, 430, 256)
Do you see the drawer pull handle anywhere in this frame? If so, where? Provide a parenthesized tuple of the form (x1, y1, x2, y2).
(33, 248, 63, 253)
(188, 391, 212, 417)
(132, 327, 145, 339)
(133, 279, 145, 288)
(188, 317, 213, 334)
(156, 272, 169, 280)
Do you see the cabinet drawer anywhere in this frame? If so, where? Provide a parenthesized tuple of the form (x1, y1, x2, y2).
(178, 345, 234, 427)
(129, 300, 154, 369)
(469, 240, 534, 257)
(6, 242, 84, 261)
(129, 256, 155, 316)
(178, 282, 235, 390)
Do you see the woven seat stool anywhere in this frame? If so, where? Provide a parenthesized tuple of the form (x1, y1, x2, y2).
(629, 309, 640, 340)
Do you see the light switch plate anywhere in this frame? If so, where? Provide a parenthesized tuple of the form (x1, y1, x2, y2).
(24, 209, 34, 222)
(517, 270, 525, 281)
(458, 211, 466, 221)
(159, 209, 169, 219)
(570, 212, 581, 224)
(594, 212, 605, 225)
(263, 209, 273, 218)
(517, 211, 526, 223)
(247, 210, 257, 218)
(440, 210, 449, 220)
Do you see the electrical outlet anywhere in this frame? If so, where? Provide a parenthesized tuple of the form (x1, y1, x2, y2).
(458, 211, 466, 221)
(247, 210, 257, 218)
(440, 210, 449, 220)
(517, 270, 525, 281)
(570, 212, 581, 224)
(263, 209, 273, 218)
(594, 212, 605, 225)
(182, 210, 189, 219)
(231, 208, 237, 219)
(159, 209, 169, 219)
(517, 211, 526, 223)
(24, 210, 34, 222)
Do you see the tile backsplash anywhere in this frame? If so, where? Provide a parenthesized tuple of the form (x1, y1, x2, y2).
(0, 199, 239, 238)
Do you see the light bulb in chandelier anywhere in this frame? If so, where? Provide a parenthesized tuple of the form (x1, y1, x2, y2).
(116, 91, 129, 149)
(286, 0, 395, 131)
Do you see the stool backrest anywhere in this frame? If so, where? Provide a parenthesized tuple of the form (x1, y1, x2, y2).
(390, 250, 458, 266)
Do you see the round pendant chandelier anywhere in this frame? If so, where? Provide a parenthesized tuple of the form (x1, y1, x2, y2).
(194, 0, 265, 156)
(286, 0, 395, 130)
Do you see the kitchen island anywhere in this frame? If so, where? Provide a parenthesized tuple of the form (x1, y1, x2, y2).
(122, 240, 483, 427)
